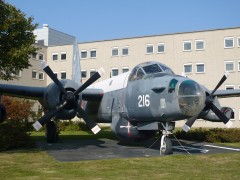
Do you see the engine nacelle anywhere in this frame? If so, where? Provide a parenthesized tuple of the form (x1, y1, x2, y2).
(111, 116, 156, 142)
(201, 107, 234, 122)
(0, 104, 6, 123)
(43, 79, 80, 120)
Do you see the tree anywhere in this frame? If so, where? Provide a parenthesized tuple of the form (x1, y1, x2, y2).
(0, 0, 38, 80)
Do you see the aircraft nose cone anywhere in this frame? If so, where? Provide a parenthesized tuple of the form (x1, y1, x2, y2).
(178, 80, 206, 117)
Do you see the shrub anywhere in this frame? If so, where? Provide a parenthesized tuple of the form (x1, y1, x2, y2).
(174, 128, 240, 143)
(58, 120, 89, 131)
(206, 128, 240, 143)
(0, 121, 33, 151)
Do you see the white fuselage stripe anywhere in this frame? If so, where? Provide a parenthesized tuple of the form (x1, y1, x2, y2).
(89, 72, 130, 93)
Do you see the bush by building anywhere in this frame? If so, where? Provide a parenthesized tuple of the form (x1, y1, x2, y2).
(174, 128, 240, 143)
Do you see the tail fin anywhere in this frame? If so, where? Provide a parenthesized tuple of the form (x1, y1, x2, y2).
(72, 39, 81, 86)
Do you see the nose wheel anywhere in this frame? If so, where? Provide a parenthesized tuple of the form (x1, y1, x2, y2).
(160, 131, 172, 155)
(159, 122, 174, 155)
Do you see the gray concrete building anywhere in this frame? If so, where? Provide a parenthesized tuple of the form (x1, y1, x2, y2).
(34, 24, 75, 46)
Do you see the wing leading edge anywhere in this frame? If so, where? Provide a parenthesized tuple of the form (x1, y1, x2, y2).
(82, 88, 104, 101)
(0, 84, 46, 100)
(214, 89, 240, 98)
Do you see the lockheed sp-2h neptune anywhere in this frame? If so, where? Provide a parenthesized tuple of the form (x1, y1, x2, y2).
(0, 43, 240, 155)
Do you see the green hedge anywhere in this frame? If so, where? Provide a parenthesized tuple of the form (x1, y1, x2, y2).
(0, 121, 34, 151)
(174, 128, 240, 143)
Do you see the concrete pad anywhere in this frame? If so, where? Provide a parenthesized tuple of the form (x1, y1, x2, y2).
(36, 138, 240, 162)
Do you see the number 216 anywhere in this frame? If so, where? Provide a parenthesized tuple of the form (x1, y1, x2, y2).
(138, 94, 150, 107)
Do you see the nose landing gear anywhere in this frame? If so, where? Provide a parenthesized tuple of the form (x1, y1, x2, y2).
(159, 122, 175, 155)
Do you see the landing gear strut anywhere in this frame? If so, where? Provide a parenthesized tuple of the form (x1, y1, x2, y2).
(46, 121, 59, 143)
(159, 122, 175, 155)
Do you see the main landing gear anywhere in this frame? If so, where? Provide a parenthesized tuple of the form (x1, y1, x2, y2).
(159, 122, 175, 155)
(46, 120, 59, 143)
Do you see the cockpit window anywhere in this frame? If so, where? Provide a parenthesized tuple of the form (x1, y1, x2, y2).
(160, 64, 174, 74)
(129, 67, 146, 81)
(142, 64, 162, 74)
(128, 62, 174, 82)
(136, 68, 145, 80)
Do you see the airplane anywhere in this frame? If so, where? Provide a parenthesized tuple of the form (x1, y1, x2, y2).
(0, 41, 240, 155)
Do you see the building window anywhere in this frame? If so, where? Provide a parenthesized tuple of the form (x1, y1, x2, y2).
(157, 43, 165, 53)
(122, 67, 129, 73)
(112, 47, 118, 56)
(52, 53, 58, 61)
(10, 70, 21, 78)
(90, 49, 96, 58)
(90, 69, 96, 77)
(146, 44, 154, 54)
(224, 37, 234, 48)
(183, 41, 192, 51)
(238, 61, 240, 71)
(32, 52, 37, 59)
(60, 71, 66, 79)
(54, 72, 58, 78)
(81, 70, 87, 78)
(39, 53, 44, 60)
(81, 50, 87, 59)
(196, 63, 205, 73)
(195, 40, 204, 50)
(225, 61, 235, 72)
(112, 68, 119, 76)
(239, 109, 240, 120)
(225, 85, 235, 90)
(238, 37, 240, 47)
(61, 52, 67, 60)
(38, 71, 44, 80)
(184, 64, 193, 74)
(122, 47, 129, 56)
(32, 70, 37, 79)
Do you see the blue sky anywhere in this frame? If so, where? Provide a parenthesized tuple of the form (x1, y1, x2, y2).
(5, 0, 240, 43)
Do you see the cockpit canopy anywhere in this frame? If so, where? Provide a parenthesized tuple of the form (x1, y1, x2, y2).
(128, 61, 174, 81)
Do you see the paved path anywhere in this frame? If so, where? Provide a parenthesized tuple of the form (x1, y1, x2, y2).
(36, 138, 240, 162)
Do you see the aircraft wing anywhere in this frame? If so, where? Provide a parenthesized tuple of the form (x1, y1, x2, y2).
(82, 88, 104, 101)
(0, 84, 46, 100)
(214, 89, 240, 98)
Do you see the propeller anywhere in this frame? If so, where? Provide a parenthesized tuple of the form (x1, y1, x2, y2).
(182, 71, 232, 132)
(33, 60, 104, 134)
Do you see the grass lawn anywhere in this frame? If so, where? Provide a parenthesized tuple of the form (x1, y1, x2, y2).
(0, 129, 240, 179)
(0, 150, 240, 179)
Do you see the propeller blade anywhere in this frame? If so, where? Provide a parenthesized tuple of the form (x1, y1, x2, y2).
(74, 68, 104, 96)
(77, 106, 101, 134)
(209, 103, 232, 128)
(33, 109, 58, 131)
(210, 71, 229, 96)
(182, 105, 206, 132)
(182, 116, 198, 132)
(40, 60, 67, 95)
(33, 102, 68, 131)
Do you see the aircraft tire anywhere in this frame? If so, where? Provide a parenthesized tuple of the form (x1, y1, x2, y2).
(46, 121, 58, 143)
(160, 136, 173, 155)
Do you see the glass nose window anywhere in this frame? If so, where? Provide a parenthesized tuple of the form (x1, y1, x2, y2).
(178, 80, 206, 116)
